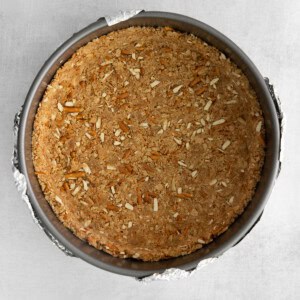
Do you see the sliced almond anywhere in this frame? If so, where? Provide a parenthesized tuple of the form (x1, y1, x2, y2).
(96, 117, 102, 129)
(210, 78, 219, 86)
(153, 198, 158, 212)
(110, 186, 116, 195)
(173, 137, 182, 145)
(57, 103, 64, 112)
(256, 121, 262, 132)
(140, 122, 149, 128)
(82, 180, 89, 191)
(222, 140, 231, 150)
(72, 186, 81, 196)
(178, 160, 187, 167)
(55, 195, 63, 205)
(209, 179, 217, 186)
(100, 132, 105, 143)
(173, 85, 183, 93)
(150, 80, 160, 88)
(107, 165, 116, 170)
(191, 170, 198, 178)
(204, 100, 213, 111)
(212, 118, 225, 126)
(125, 203, 134, 210)
(82, 163, 91, 174)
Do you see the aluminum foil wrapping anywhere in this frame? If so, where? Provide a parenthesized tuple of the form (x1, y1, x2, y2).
(105, 10, 143, 26)
(138, 257, 218, 282)
(12, 108, 74, 257)
(264, 78, 284, 177)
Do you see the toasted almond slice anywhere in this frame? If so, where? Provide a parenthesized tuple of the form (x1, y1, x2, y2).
(176, 193, 193, 199)
(195, 87, 206, 95)
(189, 77, 202, 87)
(35, 171, 46, 175)
(197, 239, 205, 244)
(65, 171, 85, 179)
(118, 120, 129, 133)
(164, 26, 174, 31)
(63, 106, 83, 113)
(121, 49, 132, 55)
(64, 101, 74, 107)
(106, 203, 119, 211)
(117, 92, 129, 99)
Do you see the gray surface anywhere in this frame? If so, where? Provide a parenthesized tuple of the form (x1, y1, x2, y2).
(0, 0, 299, 299)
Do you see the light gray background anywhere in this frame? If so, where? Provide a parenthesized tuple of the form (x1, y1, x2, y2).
(0, 0, 299, 299)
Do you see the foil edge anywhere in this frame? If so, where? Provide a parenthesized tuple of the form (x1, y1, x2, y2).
(264, 78, 284, 177)
(105, 10, 143, 26)
(12, 108, 74, 257)
(138, 257, 218, 283)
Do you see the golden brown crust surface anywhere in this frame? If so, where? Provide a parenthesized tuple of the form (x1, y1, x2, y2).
(32, 27, 265, 261)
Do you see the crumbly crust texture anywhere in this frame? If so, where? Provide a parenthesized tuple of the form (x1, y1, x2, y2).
(32, 27, 265, 261)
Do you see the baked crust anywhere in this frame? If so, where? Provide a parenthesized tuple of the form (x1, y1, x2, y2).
(32, 27, 265, 261)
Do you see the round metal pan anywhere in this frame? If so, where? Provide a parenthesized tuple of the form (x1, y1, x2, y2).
(17, 11, 282, 277)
